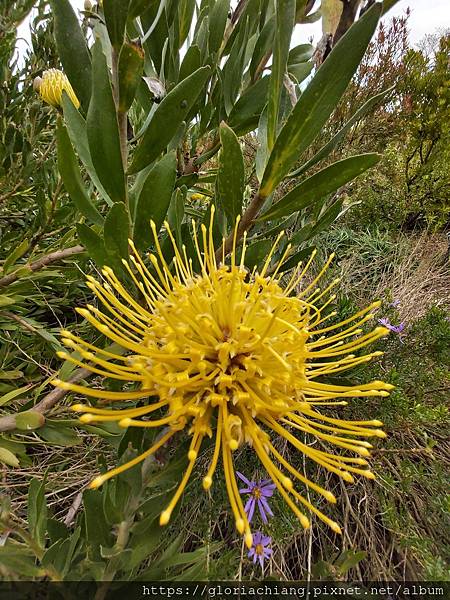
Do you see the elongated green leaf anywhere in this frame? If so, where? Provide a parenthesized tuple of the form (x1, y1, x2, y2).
(87, 40, 125, 203)
(260, 2, 382, 196)
(309, 198, 344, 238)
(39, 423, 82, 446)
(228, 76, 269, 136)
(28, 478, 47, 548)
(104, 202, 130, 262)
(278, 245, 315, 272)
(288, 43, 314, 65)
(255, 105, 269, 183)
(76, 223, 110, 267)
(2, 238, 29, 275)
(56, 117, 103, 225)
(103, 0, 130, 49)
(209, 0, 230, 56)
(267, 0, 296, 150)
(49, 0, 91, 111)
(0, 384, 33, 407)
(249, 15, 275, 82)
(129, 66, 211, 174)
(62, 94, 112, 205)
(178, 0, 197, 49)
(217, 122, 245, 223)
(133, 151, 177, 250)
(239, 239, 273, 270)
(118, 42, 144, 112)
(222, 18, 249, 115)
(260, 153, 380, 221)
(83, 489, 113, 547)
(290, 87, 392, 178)
(179, 44, 201, 82)
(0, 547, 45, 578)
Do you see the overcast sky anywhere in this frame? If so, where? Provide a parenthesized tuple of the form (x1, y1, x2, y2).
(16, 0, 450, 60)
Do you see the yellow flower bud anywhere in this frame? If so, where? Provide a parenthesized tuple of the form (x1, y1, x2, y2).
(35, 69, 80, 109)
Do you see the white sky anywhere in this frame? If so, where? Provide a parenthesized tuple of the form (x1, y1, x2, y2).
(16, 0, 450, 61)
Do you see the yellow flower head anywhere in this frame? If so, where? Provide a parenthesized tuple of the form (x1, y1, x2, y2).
(35, 69, 80, 109)
(53, 207, 391, 547)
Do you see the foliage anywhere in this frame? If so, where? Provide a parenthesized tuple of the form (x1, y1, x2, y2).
(1, 437, 219, 582)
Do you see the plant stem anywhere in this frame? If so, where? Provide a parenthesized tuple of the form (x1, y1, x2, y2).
(0, 245, 84, 289)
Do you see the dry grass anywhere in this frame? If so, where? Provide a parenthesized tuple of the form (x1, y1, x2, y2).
(333, 231, 449, 318)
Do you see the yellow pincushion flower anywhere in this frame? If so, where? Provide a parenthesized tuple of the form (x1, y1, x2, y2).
(53, 207, 391, 547)
(35, 69, 80, 109)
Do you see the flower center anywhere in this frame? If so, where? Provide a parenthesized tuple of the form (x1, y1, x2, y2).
(255, 543, 264, 555)
(252, 487, 262, 499)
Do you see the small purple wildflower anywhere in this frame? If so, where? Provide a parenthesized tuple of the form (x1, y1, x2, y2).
(248, 531, 273, 569)
(389, 299, 401, 308)
(378, 317, 406, 335)
(237, 472, 276, 523)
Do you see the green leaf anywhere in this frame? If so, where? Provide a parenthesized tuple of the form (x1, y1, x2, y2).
(76, 223, 110, 267)
(228, 76, 269, 136)
(3, 238, 29, 275)
(288, 43, 314, 65)
(83, 489, 113, 548)
(239, 239, 273, 270)
(209, 0, 230, 56)
(118, 42, 144, 112)
(267, 0, 296, 150)
(129, 66, 211, 174)
(309, 198, 344, 238)
(249, 15, 275, 82)
(87, 40, 125, 203)
(179, 45, 201, 82)
(56, 117, 104, 225)
(0, 295, 16, 308)
(178, 0, 197, 49)
(222, 18, 249, 115)
(288, 60, 313, 84)
(28, 477, 47, 548)
(0, 546, 45, 578)
(104, 202, 130, 263)
(260, 154, 381, 220)
(133, 151, 177, 250)
(103, 0, 130, 49)
(167, 188, 185, 248)
(338, 550, 368, 574)
(49, 0, 92, 111)
(289, 87, 392, 178)
(0, 447, 19, 467)
(217, 122, 245, 223)
(47, 518, 70, 544)
(278, 245, 315, 273)
(38, 422, 82, 446)
(260, 2, 382, 196)
(255, 105, 269, 183)
(0, 384, 33, 407)
(15, 411, 45, 431)
(62, 94, 112, 205)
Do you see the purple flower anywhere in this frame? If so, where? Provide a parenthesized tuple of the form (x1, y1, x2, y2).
(378, 317, 406, 335)
(389, 299, 401, 308)
(237, 472, 276, 523)
(248, 531, 273, 569)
